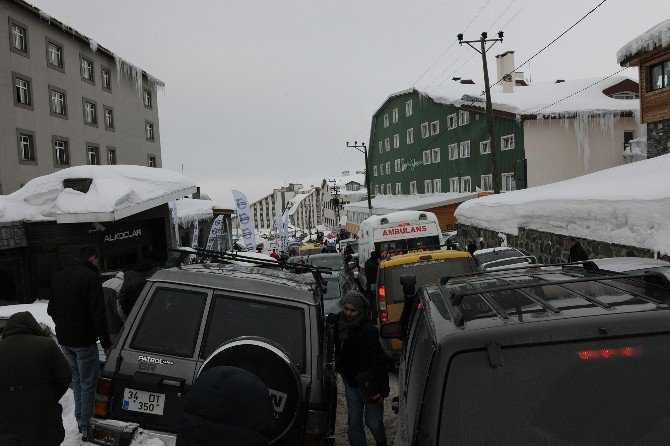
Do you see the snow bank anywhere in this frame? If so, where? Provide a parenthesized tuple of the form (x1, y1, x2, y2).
(0, 165, 196, 223)
(344, 192, 477, 213)
(176, 198, 221, 227)
(455, 154, 670, 255)
(617, 18, 670, 64)
(0, 300, 54, 331)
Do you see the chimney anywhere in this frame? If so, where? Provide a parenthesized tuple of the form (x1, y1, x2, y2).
(495, 50, 515, 93)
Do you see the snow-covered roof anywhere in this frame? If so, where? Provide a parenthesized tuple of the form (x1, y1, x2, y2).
(287, 189, 315, 216)
(176, 198, 223, 227)
(455, 154, 670, 255)
(328, 174, 366, 189)
(344, 192, 478, 214)
(617, 18, 670, 65)
(0, 165, 197, 224)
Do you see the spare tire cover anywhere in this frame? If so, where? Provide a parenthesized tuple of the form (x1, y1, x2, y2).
(199, 336, 302, 443)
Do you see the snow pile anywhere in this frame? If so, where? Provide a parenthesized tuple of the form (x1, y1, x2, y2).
(344, 192, 477, 213)
(0, 165, 196, 223)
(0, 300, 53, 330)
(617, 18, 670, 64)
(176, 198, 222, 227)
(455, 154, 670, 255)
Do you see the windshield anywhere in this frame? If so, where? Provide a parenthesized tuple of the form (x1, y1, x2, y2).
(440, 334, 670, 445)
(375, 235, 441, 257)
(383, 258, 475, 302)
(308, 255, 344, 270)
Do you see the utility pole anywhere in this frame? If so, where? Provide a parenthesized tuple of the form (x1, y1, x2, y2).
(458, 31, 504, 194)
(346, 141, 372, 210)
(328, 179, 341, 229)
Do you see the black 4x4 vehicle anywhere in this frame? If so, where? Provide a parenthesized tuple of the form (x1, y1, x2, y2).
(90, 258, 337, 446)
(385, 257, 670, 445)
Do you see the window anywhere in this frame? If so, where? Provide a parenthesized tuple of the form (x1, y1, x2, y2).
(104, 107, 114, 130)
(143, 89, 152, 108)
(107, 147, 117, 165)
(423, 150, 431, 165)
(373, 165, 378, 176)
(502, 172, 516, 191)
(649, 60, 670, 91)
(432, 148, 441, 163)
(10, 22, 27, 54)
(87, 145, 100, 165)
(624, 131, 635, 150)
(374, 185, 379, 195)
(385, 162, 390, 174)
(448, 143, 458, 160)
(447, 114, 457, 129)
(424, 180, 433, 194)
(18, 132, 35, 162)
(409, 181, 417, 194)
(102, 68, 112, 92)
(433, 179, 442, 193)
(53, 139, 69, 166)
(449, 177, 459, 192)
(384, 138, 390, 152)
(393, 134, 399, 149)
(461, 176, 471, 193)
(460, 141, 471, 158)
(480, 140, 491, 154)
(501, 134, 515, 151)
(394, 159, 401, 172)
(47, 41, 63, 68)
(380, 164, 384, 176)
(459, 110, 470, 125)
(80, 56, 94, 82)
(392, 108, 398, 123)
(396, 183, 402, 195)
(47, 88, 66, 116)
(406, 128, 414, 144)
(146, 122, 155, 140)
(406, 99, 413, 116)
(83, 100, 97, 125)
(13, 74, 31, 108)
(379, 141, 383, 154)
(421, 122, 429, 138)
(430, 120, 440, 135)
(387, 183, 392, 195)
(481, 174, 492, 191)
(383, 114, 389, 128)
(148, 155, 157, 167)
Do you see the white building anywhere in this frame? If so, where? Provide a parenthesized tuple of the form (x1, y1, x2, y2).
(250, 183, 303, 230)
(287, 186, 321, 230)
(320, 171, 367, 228)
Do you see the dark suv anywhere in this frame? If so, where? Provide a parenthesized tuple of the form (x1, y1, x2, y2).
(89, 263, 336, 446)
(385, 258, 670, 445)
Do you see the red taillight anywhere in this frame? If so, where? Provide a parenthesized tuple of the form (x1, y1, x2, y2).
(577, 346, 642, 361)
(380, 310, 388, 324)
(377, 285, 387, 311)
(94, 377, 113, 417)
(417, 300, 423, 310)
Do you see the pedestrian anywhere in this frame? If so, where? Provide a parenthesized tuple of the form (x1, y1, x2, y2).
(364, 250, 380, 318)
(568, 240, 589, 262)
(467, 243, 479, 266)
(0, 312, 71, 446)
(117, 251, 162, 320)
(334, 291, 389, 446)
(269, 249, 279, 259)
(102, 272, 124, 347)
(48, 245, 111, 442)
(177, 366, 273, 446)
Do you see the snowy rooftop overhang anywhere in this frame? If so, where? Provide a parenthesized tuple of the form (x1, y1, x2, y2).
(344, 192, 478, 215)
(176, 198, 224, 227)
(455, 153, 670, 255)
(617, 18, 670, 66)
(0, 165, 197, 224)
(287, 191, 313, 216)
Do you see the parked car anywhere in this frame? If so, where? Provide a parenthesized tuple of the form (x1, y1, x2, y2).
(304, 270, 357, 316)
(384, 258, 670, 445)
(89, 263, 337, 446)
(473, 247, 537, 271)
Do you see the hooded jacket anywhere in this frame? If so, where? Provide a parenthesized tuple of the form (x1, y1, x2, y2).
(0, 312, 72, 446)
(177, 366, 273, 446)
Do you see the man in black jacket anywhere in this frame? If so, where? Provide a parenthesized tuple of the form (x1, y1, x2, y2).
(117, 253, 162, 320)
(0, 312, 72, 446)
(48, 245, 110, 441)
(334, 291, 388, 446)
(364, 250, 380, 319)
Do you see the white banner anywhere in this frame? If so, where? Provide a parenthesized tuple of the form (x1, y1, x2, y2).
(231, 190, 257, 252)
(168, 200, 180, 248)
(205, 215, 224, 251)
(188, 220, 199, 264)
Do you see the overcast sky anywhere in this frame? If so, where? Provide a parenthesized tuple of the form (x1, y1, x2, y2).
(28, 0, 670, 206)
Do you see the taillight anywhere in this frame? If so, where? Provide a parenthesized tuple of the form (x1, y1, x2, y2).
(378, 285, 387, 310)
(94, 377, 113, 417)
(380, 311, 388, 324)
(577, 346, 642, 361)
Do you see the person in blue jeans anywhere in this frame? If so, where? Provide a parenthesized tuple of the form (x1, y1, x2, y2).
(334, 291, 389, 446)
(49, 245, 111, 441)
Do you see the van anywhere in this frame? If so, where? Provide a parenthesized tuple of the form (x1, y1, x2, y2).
(374, 250, 476, 359)
(357, 211, 444, 290)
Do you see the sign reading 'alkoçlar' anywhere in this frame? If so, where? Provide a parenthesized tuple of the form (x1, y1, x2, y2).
(104, 229, 142, 243)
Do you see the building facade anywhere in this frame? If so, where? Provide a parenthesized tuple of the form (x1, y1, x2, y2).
(0, 0, 164, 194)
(320, 171, 366, 228)
(250, 183, 303, 230)
(287, 186, 321, 230)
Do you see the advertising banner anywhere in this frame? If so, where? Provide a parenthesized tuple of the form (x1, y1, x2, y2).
(205, 215, 224, 251)
(168, 200, 180, 248)
(188, 220, 199, 264)
(231, 190, 257, 252)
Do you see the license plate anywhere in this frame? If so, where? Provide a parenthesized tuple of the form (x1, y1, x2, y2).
(122, 388, 165, 415)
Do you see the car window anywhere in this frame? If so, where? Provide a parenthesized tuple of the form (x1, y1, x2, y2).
(202, 295, 306, 372)
(384, 258, 475, 302)
(131, 287, 207, 357)
(404, 305, 434, 442)
(308, 256, 344, 270)
(475, 249, 527, 268)
(323, 277, 342, 300)
(375, 235, 441, 256)
(440, 335, 670, 445)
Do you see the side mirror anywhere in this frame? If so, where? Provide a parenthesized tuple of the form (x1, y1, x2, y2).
(399, 274, 417, 297)
(380, 321, 402, 339)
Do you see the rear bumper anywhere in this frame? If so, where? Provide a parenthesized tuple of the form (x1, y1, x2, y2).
(89, 418, 176, 446)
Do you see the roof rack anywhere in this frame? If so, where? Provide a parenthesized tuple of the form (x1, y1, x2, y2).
(440, 261, 587, 285)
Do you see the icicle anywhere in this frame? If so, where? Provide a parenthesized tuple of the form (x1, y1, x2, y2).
(38, 11, 51, 24)
(113, 55, 164, 98)
(89, 39, 98, 53)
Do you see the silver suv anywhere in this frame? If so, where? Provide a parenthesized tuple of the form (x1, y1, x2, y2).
(89, 263, 336, 446)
